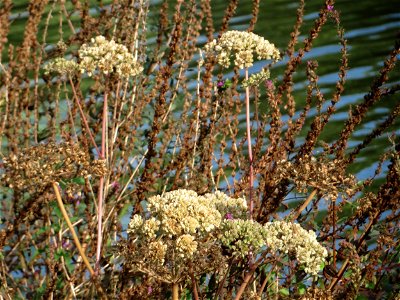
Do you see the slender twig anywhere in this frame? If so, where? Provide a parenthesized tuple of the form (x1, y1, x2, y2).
(290, 189, 317, 222)
(328, 210, 380, 290)
(234, 252, 268, 300)
(332, 199, 337, 268)
(245, 68, 254, 219)
(191, 50, 203, 178)
(96, 88, 109, 272)
(68, 77, 100, 156)
(189, 267, 199, 300)
(258, 259, 279, 297)
(52, 182, 94, 277)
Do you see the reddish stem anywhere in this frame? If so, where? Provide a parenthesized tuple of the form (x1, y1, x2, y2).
(245, 68, 254, 219)
(68, 77, 100, 156)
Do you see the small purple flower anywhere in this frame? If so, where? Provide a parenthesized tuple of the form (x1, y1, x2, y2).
(217, 80, 225, 88)
(147, 286, 153, 294)
(265, 80, 274, 89)
(225, 213, 234, 220)
(327, 4, 334, 11)
(62, 239, 71, 249)
(111, 181, 120, 191)
(67, 192, 82, 204)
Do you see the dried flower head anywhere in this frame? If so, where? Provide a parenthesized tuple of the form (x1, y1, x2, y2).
(147, 241, 168, 265)
(204, 30, 280, 69)
(1, 142, 107, 193)
(56, 40, 68, 54)
(176, 234, 198, 257)
(275, 155, 357, 200)
(78, 35, 143, 78)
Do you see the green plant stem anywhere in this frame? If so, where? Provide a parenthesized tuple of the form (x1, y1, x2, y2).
(172, 283, 179, 300)
(291, 189, 317, 222)
(245, 68, 254, 219)
(52, 182, 95, 277)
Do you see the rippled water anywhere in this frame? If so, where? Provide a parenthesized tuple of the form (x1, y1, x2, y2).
(217, 0, 400, 182)
(4, 0, 400, 182)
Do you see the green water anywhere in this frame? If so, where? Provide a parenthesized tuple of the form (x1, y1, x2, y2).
(3, 0, 400, 183)
(223, 0, 400, 182)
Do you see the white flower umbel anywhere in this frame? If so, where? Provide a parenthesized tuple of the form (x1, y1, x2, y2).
(44, 57, 79, 76)
(242, 69, 271, 88)
(79, 35, 143, 78)
(204, 30, 280, 69)
(220, 219, 267, 258)
(264, 221, 328, 275)
(127, 189, 248, 264)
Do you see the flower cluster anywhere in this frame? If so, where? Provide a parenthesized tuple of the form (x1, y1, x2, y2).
(43, 57, 79, 76)
(124, 189, 248, 282)
(143, 189, 220, 238)
(219, 219, 327, 275)
(79, 35, 143, 77)
(176, 234, 198, 257)
(242, 69, 271, 88)
(122, 189, 326, 285)
(219, 219, 267, 257)
(204, 30, 280, 69)
(44, 36, 143, 78)
(147, 241, 168, 265)
(264, 221, 328, 275)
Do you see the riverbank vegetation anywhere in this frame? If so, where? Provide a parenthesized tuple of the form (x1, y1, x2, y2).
(0, 0, 399, 299)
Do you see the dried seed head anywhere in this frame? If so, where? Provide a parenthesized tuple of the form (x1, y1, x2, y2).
(2, 141, 107, 193)
(275, 154, 357, 200)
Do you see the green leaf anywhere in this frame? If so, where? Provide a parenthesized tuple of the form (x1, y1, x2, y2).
(59, 180, 67, 189)
(71, 177, 85, 185)
(298, 283, 307, 295)
(223, 78, 232, 89)
(50, 201, 63, 219)
(365, 281, 375, 289)
(55, 248, 67, 260)
(279, 288, 290, 296)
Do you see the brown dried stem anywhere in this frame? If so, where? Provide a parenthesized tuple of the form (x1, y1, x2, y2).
(52, 182, 94, 277)
(291, 189, 317, 222)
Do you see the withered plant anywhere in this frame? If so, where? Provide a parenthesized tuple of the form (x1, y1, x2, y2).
(0, 0, 399, 299)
